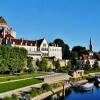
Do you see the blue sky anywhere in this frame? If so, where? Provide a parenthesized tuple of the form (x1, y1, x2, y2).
(0, 0, 100, 51)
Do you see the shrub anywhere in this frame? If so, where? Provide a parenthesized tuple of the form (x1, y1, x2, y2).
(41, 83, 52, 91)
(11, 94, 19, 100)
(3, 97, 11, 100)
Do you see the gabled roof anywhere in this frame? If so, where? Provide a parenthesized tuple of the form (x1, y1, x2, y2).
(36, 39, 44, 47)
(81, 53, 96, 60)
(0, 16, 7, 25)
(94, 53, 100, 61)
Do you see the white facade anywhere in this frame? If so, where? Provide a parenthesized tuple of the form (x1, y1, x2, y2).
(39, 39, 49, 57)
(38, 39, 62, 59)
(83, 59, 96, 67)
(11, 38, 62, 60)
(11, 43, 42, 60)
(49, 46, 62, 59)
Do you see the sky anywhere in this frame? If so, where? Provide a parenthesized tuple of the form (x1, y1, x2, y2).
(0, 0, 100, 51)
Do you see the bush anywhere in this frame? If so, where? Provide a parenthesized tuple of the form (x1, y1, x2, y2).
(25, 94, 31, 100)
(41, 83, 52, 91)
(11, 94, 19, 100)
(3, 97, 11, 100)
(30, 88, 39, 97)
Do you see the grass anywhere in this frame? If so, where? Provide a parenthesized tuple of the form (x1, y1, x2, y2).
(84, 69, 100, 74)
(0, 73, 46, 82)
(0, 78, 41, 93)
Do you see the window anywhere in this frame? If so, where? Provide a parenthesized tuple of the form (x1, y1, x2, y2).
(43, 43, 46, 47)
(41, 48, 44, 51)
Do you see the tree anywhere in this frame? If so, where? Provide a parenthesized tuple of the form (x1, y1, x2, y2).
(93, 60, 99, 69)
(67, 60, 72, 68)
(84, 60, 91, 70)
(0, 59, 9, 75)
(63, 44, 70, 59)
(39, 58, 48, 72)
(54, 60, 60, 70)
(36, 59, 40, 66)
(0, 46, 27, 74)
(72, 46, 88, 58)
(53, 39, 64, 47)
(53, 38, 70, 59)
(71, 58, 77, 70)
(27, 57, 34, 73)
(70, 51, 78, 59)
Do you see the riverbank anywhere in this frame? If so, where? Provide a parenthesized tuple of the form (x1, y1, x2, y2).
(30, 79, 88, 100)
(32, 84, 71, 100)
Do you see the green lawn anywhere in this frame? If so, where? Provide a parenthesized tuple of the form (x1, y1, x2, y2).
(0, 78, 41, 93)
(0, 73, 46, 82)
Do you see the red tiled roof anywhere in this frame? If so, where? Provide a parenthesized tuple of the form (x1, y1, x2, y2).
(12, 39, 36, 46)
(82, 54, 95, 60)
(5, 33, 14, 38)
(0, 34, 3, 38)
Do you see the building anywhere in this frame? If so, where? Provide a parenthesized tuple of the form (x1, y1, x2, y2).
(0, 16, 62, 60)
(0, 16, 16, 39)
(49, 43, 62, 59)
(80, 38, 100, 67)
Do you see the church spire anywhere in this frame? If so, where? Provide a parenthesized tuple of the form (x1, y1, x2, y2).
(89, 37, 92, 52)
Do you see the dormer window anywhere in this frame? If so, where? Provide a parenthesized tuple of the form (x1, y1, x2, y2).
(43, 43, 46, 47)
(25, 42, 27, 46)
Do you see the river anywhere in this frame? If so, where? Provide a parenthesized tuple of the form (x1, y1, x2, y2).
(65, 83, 100, 100)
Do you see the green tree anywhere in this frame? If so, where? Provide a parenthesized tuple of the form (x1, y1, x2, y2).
(39, 58, 48, 72)
(53, 38, 70, 59)
(0, 46, 27, 74)
(84, 60, 91, 70)
(93, 60, 99, 69)
(27, 57, 34, 72)
(72, 46, 88, 58)
(54, 60, 60, 70)
(70, 51, 78, 59)
(0, 59, 9, 75)
(71, 59, 77, 70)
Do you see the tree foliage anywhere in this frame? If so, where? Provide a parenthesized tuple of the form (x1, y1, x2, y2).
(72, 46, 88, 58)
(27, 57, 34, 73)
(0, 46, 27, 74)
(37, 58, 48, 71)
(93, 60, 99, 69)
(53, 38, 70, 59)
(84, 60, 91, 70)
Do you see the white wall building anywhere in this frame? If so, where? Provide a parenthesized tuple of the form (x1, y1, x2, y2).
(0, 16, 62, 60)
(49, 46, 62, 59)
(37, 39, 49, 57)
(37, 38, 62, 59)
(11, 39, 42, 60)
(10, 38, 62, 60)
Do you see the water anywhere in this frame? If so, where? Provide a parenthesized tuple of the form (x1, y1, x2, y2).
(65, 84, 100, 100)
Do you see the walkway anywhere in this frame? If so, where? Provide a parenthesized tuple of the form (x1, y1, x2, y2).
(0, 73, 70, 98)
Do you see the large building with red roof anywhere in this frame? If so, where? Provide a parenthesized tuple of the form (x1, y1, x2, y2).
(0, 16, 62, 60)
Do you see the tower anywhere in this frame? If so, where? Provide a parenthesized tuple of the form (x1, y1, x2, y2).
(89, 38, 93, 56)
(89, 38, 92, 52)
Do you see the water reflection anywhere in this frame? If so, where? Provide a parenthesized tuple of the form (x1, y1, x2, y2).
(65, 83, 100, 100)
